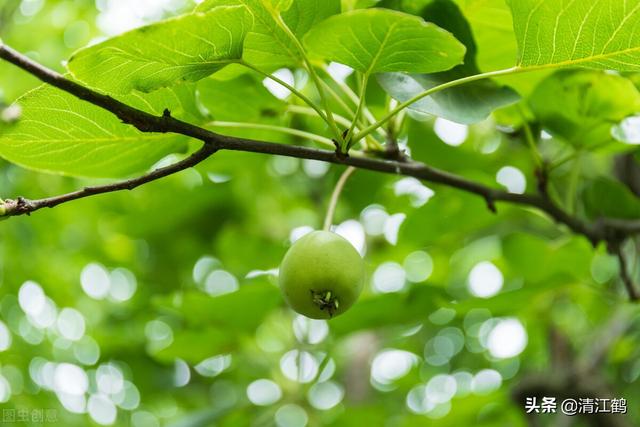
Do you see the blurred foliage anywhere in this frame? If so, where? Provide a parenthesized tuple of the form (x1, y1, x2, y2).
(0, 1, 640, 427)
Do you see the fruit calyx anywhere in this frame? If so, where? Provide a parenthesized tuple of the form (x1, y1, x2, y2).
(311, 289, 340, 317)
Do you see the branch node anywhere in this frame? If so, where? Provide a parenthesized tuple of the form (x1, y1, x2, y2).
(333, 140, 349, 161)
(383, 139, 408, 162)
(534, 162, 550, 196)
(3, 196, 35, 216)
(485, 195, 497, 214)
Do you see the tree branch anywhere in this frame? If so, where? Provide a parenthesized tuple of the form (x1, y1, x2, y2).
(614, 247, 639, 301)
(1, 42, 640, 300)
(1, 144, 217, 216)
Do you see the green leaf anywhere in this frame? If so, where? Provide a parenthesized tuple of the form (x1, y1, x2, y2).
(378, 0, 520, 124)
(198, 74, 286, 122)
(154, 283, 282, 331)
(378, 73, 520, 124)
(502, 233, 592, 283)
(67, 6, 251, 94)
(509, 0, 640, 71)
(529, 70, 640, 146)
(304, 9, 466, 75)
(329, 285, 449, 335)
(154, 328, 234, 363)
(281, 0, 340, 36)
(453, 0, 517, 71)
(199, 0, 340, 69)
(582, 177, 640, 220)
(0, 85, 192, 178)
(198, 74, 291, 140)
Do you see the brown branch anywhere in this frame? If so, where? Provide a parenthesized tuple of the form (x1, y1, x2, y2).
(615, 247, 639, 301)
(1, 143, 217, 215)
(1, 42, 640, 298)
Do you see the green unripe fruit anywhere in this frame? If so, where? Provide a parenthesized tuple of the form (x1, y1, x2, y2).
(279, 231, 365, 319)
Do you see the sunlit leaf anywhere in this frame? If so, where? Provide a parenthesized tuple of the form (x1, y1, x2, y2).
(304, 9, 465, 75)
(509, 0, 640, 71)
(198, 0, 340, 69)
(529, 69, 640, 146)
(0, 85, 196, 177)
(378, 0, 519, 124)
(68, 6, 251, 93)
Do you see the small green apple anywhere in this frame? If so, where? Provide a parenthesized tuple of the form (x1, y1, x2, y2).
(279, 230, 365, 319)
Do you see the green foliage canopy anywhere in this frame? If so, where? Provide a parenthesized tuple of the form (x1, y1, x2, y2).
(0, 0, 640, 426)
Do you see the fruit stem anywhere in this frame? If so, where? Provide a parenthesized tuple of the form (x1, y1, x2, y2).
(323, 166, 356, 231)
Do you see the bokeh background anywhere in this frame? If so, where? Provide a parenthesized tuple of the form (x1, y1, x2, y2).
(0, 1, 639, 426)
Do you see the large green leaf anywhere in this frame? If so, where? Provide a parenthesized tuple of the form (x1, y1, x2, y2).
(378, 73, 520, 124)
(582, 177, 640, 220)
(154, 283, 282, 331)
(454, 0, 549, 98)
(509, 0, 640, 71)
(198, 74, 290, 140)
(502, 233, 592, 284)
(329, 285, 449, 335)
(198, 74, 286, 122)
(0, 85, 193, 177)
(529, 69, 640, 146)
(378, 0, 519, 124)
(454, 0, 517, 71)
(67, 6, 251, 94)
(304, 9, 465, 75)
(198, 0, 340, 69)
(154, 328, 235, 363)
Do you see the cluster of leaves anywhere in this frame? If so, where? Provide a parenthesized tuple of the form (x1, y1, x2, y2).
(1, 0, 640, 426)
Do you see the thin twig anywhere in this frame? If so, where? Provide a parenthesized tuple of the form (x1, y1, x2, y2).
(2, 144, 218, 215)
(615, 247, 639, 301)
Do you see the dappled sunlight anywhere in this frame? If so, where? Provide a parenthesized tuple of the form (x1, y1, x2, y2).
(280, 350, 319, 383)
(275, 404, 308, 427)
(370, 349, 418, 385)
(485, 318, 528, 359)
(360, 204, 388, 236)
(394, 177, 435, 207)
(472, 369, 502, 395)
(293, 316, 329, 345)
(302, 159, 330, 178)
(496, 166, 527, 194)
(145, 319, 173, 352)
(96, 0, 187, 35)
(173, 359, 190, 387)
(468, 261, 504, 298)
(334, 219, 366, 255)
(195, 354, 232, 378)
(263, 68, 295, 100)
(383, 213, 406, 245)
(0, 374, 10, 403)
(434, 118, 468, 146)
(308, 381, 344, 410)
(372, 262, 406, 293)
(404, 250, 434, 283)
(247, 379, 282, 406)
(0, 320, 11, 351)
(80, 264, 110, 300)
(18, 281, 46, 316)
